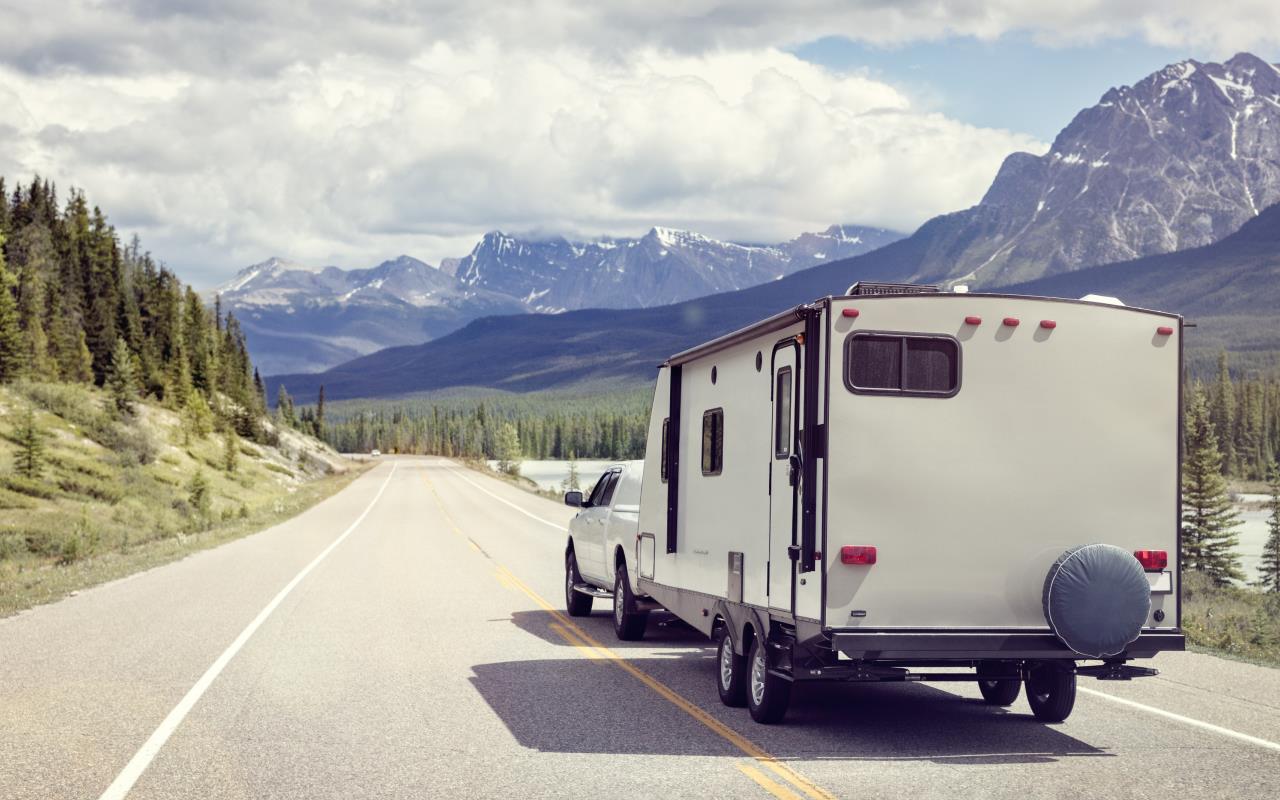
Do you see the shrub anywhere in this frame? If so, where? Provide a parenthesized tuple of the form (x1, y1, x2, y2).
(1, 474, 62, 500)
(56, 473, 125, 504)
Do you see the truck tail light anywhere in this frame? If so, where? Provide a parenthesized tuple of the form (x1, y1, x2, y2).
(840, 546, 877, 565)
(1134, 550, 1167, 571)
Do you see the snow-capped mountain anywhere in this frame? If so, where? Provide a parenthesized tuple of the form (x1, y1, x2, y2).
(453, 224, 902, 311)
(218, 255, 526, 375)
(908, 52, 1280, 287)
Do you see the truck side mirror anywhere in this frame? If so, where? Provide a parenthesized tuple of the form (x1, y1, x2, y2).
(564, 491, 584, 507)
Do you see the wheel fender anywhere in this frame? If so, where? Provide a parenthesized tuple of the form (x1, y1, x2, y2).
(721, 604, 770, 657)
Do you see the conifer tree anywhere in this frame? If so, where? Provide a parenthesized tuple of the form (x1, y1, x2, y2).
(14, 406, 46, 478)
(106, 336, 139, 415)
(562, 452, 580, 491)
(183, 391, 214, 443)
(316, 385, 326, 437)
(277, 384, 295, 427)
(1259, 461, 1280, 594)
(223, 429, 239, 473)
(1182, 392, 1243, 585)
(1210, 352, 1236, 475)
(0, 233, 23, 382)
(495, 421, 522, 476)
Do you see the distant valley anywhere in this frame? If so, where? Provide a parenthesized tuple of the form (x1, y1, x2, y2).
(222, 225, 901, 374)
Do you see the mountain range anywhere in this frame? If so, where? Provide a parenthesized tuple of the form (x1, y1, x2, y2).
(221, 225, 901, 373)
(265, 53, 1280, 401)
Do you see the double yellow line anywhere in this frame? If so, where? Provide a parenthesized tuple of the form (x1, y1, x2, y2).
(422, 469, 836, 800)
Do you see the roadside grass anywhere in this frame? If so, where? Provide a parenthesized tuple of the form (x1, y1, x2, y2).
(1181, 571, 1280, 668)
(0, 382, 367, 617)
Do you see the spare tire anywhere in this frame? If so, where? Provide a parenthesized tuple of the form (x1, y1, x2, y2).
(1042, 544, 1150, 658)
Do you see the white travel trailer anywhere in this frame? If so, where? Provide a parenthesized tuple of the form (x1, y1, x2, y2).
(628, 283, 1184, 724)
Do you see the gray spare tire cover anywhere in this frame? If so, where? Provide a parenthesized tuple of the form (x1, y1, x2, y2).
(1042, 544, 1150, 658)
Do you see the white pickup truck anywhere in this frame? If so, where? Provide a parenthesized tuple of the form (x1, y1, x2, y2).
(563, 461, 654, 640)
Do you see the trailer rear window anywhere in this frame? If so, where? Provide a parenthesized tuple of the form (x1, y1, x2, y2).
(660, 418, 669, 483)
(702, 408, 723, 476)
(845, 333, 960, 397)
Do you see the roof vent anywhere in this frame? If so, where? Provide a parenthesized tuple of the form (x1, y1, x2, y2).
(845, 281, 940, 296)
(1080, 294, 1126, 307)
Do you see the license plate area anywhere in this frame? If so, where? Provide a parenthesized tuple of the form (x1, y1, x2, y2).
(1147, 571, 1172, 594)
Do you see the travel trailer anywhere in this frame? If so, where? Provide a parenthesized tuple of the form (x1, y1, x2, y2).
(569, 283, 1184, 725)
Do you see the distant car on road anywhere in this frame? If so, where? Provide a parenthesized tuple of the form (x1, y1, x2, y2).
(370, 449, 381, 457)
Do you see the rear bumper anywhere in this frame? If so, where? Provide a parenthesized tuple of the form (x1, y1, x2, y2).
(829, 629, 1184, 661)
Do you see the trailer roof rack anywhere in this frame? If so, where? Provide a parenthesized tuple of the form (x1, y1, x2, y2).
(846, 281, 940, 296)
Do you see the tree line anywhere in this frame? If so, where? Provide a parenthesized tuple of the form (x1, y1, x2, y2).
(0, 176, 268, 435)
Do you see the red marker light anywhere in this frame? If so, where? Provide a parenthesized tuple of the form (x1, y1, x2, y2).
(1134, 550, 1168, 571)
(964, 315, 982, 325)
(1040, 320, 1057, 329)
(840, 546, 877, 565)
(842, 308, 860, 318)
(1156, 326, 1174, 336)
(1003, 317, 1020, 327)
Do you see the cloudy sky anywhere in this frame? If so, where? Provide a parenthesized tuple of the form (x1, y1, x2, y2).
(2, 1, 1279, 288)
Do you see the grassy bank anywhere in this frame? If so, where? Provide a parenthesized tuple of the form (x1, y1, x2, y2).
(1182, 571, 1280, 667)
(0, 382, 367, 617)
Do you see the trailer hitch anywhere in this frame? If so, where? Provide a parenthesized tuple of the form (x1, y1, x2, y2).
(1076, 662, 1159, 681)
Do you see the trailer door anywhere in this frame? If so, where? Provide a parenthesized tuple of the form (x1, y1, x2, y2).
(768, 343, 800, 612)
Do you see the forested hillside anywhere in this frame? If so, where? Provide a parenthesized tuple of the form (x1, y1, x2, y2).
(0, 177, 265, 427)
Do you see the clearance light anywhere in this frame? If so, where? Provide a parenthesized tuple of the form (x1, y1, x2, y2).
(842, 308, 860, 318)
(964, 316, 982, 325)
(840, 546, 877, 565)
(1156, 326, 1174, 336)
(1003, 317, 1020, 327)
(1040, 320, 1057, 329)
(1134, 550, 1168, 571)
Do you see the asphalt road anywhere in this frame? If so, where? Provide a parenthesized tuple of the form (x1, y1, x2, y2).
(2, 457, 1278, 800)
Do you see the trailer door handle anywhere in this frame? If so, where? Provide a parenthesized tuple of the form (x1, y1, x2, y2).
(787, 545, 801, 561)
(788, 454, 802, 487)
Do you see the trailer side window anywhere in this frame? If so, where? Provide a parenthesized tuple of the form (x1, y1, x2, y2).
(845, 333, 959, 397)
(661, 418, 669, 483)
(774, 368, 792, 459)
(701, 408, 724, 476)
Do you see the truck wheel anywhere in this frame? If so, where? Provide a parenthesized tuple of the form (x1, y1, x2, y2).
(612, 563, 648, 641)
(976, 661, 1021, 706)
(565, 551, 593, 617)
(715, 629, 747, 707)
(746, 637, 791, 724)
(1025, 663, 1077, 722)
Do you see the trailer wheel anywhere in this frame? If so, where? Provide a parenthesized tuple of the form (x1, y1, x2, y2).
(976, 661, 1021, 706)
(612, 563, 648, 641)
(715, 628, 747, 707)
(746, 637, 791, 724)
(565, 551, 593, 617)
(1025, 663, 1077, 722)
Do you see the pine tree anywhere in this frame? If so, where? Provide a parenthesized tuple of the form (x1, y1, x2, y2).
(1258, 461, 1280, 593)
(0, 233, 24, 382)
(1210, 351, 1236, 475)
(13, 406, 46, 478)
(276, 384, 295, 427)
(106, 336, 139, 415)
(562, 451, 580, 491)
(316, 385, 326, 437)
(495, 421, 522, 476)
(1181, 392, 1243, 585)
(183, 391, 214, 443)
(223, 429, 239, 473)
(188, 469, 211, 521)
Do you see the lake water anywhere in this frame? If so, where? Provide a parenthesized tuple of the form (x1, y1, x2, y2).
(501, 460, 1275, 583)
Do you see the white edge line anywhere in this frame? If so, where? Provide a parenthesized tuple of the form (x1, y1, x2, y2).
(98, 462, 398, 800)
(1079, 687, 1280, 753)
(446, 464, 568, 532)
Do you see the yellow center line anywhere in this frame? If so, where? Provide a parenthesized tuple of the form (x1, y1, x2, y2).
(421, 467, 837, 800)
(737, 763, 805, 800)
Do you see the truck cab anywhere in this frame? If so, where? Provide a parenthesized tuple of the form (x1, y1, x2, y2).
(562, 461, 652, 639)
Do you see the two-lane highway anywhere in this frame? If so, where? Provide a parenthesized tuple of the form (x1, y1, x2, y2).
(2, 457, 1278, 799)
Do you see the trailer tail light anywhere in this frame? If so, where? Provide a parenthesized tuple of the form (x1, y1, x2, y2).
(842, 308, 860, 318)
(964, 315, 982, 325)
(1156, 326, 1174, 336)
(840, 546, 877, 565)
(1134, 550, 1167, 571)
(1039, 319, 1057, 329)
(1002, 317, 1020, 327)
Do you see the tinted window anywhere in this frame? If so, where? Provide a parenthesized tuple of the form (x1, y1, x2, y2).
(774, 368, 792, 459)
(845, 333, 959, 397)
(701, 408, 723, 476)
(586, 471, 613, 506)
(599, 471, 620, 506)
(660, 418, 669, 483)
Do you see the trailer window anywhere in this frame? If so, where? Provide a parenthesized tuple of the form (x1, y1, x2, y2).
(774, 368, 792, 459)
(845, 333, 959, 397)
(701, 408, 724, 476)
(660, 418, 669, 483)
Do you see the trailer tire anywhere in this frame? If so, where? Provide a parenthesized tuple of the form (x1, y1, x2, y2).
(715, 628, 748, 707)
(612, 563, 648, 641)
(976, 661, 1021, 706)
(1025, 663, 1077, 723)
(565, 551, 593, 617)
(746, 637, 791, 724)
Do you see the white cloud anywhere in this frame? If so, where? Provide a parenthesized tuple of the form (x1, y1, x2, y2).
(16, 1, 1277, 285)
